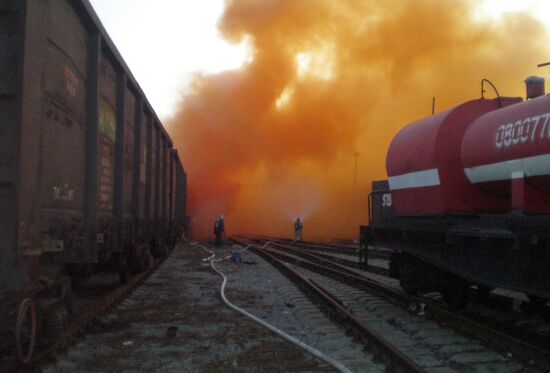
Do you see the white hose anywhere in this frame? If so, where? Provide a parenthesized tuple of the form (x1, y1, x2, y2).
(190, 241, 353, 373)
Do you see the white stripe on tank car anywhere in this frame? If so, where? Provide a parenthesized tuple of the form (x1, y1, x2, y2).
(464, 153, 550, 183)
(388, 168, 441, 190)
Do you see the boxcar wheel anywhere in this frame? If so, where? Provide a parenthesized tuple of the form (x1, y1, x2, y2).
(148, 253, 155, 269)
(61, 281, 74, 315)
(130, 244, 155, 274)
(119, 255, 130, 284)
(129, 248, 141, 275)
(45, 305, 68, 345)
(15, 298, 36, 364)
(151, 238, 166, 259)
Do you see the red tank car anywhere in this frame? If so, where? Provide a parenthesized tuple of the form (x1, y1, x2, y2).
(463, 93, 550, 213)
(387, 98, 520, 216)
(361, 80, 550, 310)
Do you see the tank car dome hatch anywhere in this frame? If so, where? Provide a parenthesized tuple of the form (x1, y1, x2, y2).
(387, 97, 521, 216)
(462, 94, 550, 213)
(525, 76, 545, 99)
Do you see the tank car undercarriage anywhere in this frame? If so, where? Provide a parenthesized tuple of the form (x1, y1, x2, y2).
(362, 214, 550, 309)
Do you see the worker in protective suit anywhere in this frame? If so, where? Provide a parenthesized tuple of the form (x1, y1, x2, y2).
(213, 219, 220, 245)
(294, 218, 303, 241)
(215, 215, 225, 246)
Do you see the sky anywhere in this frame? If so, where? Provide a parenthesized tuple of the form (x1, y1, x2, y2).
(90, 0, 550, 120)
(89, 0, 550, 239)
(89, 0, 248, 120)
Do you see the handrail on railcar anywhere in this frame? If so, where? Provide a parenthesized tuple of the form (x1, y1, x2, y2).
(367, 189, 391, 225)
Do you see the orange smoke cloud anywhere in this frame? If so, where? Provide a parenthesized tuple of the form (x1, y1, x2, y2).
(167, 0, 549, 240)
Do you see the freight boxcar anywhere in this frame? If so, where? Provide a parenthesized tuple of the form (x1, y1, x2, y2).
(361, 80, 550, 310)
(0, 0, 187, 362)
(173, 150, 188, 240)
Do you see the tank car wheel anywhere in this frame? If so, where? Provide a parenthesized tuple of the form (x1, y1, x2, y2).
(441, 276, 470, 310)
(15, 298, 37, 364)
(399, 277, 419, 295)
(473, 284, 494, 302)
(476, 285, 494, 295)
(397, 254, 420, 295)
(527, 295, 548, 307)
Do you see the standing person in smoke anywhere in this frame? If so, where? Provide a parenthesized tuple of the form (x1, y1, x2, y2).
(213, 218, 220, 246)
(294, 218, 303, 241)
(215, 214, 225, 246)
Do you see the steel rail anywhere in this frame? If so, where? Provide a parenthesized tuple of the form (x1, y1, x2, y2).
(277, 244, 390, 276)
(242, 241, 424, 373)
(266, 238, 548, 319)
(241, 238, 550, 372)
(244, 235, 392, 260)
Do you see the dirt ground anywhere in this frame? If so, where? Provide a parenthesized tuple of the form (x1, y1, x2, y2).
(42, 242, 333, 372)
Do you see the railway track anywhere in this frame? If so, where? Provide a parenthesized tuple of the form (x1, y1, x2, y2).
(3, 249, 173, 372)
(251, 237, 550, 317)
(42, 242, 347, 372)
(240, 243, 424, 372)
(250, 236, 391, 260)
(235, 237, 549, 372)
(13, 238, 547, 372)
(252, 239, 390, 277)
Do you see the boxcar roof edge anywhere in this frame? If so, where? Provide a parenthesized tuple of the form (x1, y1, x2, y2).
(76, 0, 174, 147)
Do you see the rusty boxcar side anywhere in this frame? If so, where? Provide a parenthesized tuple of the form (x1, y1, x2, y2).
(0, 0, 187, 361)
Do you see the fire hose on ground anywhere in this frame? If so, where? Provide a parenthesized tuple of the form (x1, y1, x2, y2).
(190, 241, 353, 373)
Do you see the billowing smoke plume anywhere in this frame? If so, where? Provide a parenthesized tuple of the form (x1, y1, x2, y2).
(168, 0, 549, 239)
